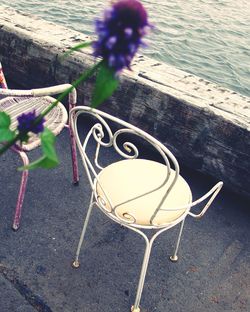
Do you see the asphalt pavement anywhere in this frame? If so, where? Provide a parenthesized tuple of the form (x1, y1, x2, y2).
(0, 127, 249, 312)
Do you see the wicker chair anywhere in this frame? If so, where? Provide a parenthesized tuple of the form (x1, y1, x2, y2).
(69, 106, 223, 312)
(0, 62, 79, 230)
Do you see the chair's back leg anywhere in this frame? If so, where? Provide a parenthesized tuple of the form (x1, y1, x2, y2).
(0, 62, 8, 89)
(68, 90, 79, 185)
(69, 127, 79, 184)
(12, 149, 29, 231)
(170, 218, 186, 262)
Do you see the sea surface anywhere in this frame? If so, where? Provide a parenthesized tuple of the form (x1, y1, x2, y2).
(1, 0, 250, 97)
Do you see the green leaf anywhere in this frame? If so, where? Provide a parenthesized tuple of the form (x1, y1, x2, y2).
(91, 62, 119, 108)
(18, 128, 59, 171)
(0, 112, 11, 128)
(41, 128, 58, 162)
(60, 41, 93, 60)
(0, 128, 15, 142)
(0, 112, 16, 142)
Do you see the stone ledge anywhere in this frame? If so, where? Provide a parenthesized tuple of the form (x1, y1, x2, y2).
(0, 7, 249, 197)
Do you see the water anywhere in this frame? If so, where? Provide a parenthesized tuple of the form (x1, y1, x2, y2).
(1, 0, 250, 97)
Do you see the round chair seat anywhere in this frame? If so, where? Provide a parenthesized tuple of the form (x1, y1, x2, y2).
(96, 159, 192, 227)
(0, 95, 68, 151)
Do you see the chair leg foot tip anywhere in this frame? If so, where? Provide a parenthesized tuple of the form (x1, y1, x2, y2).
(72, 260, 80, 268)
(12, 224, 19, 231)
(169, 255, 178, 262)
(131, 306, 140, 312)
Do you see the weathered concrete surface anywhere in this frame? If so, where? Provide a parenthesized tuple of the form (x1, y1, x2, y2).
(0, 7, 249, 197)
(0, 128, 250, 312)
(0, 274, 37, 312)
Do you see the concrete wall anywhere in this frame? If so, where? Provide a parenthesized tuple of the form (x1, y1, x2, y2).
(0, 7, 249, 197)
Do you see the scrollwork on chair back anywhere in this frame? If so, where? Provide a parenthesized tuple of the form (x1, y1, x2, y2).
(70, 106, 181, 227)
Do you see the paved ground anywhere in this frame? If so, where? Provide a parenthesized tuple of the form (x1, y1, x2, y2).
(0, 127, 249, 312)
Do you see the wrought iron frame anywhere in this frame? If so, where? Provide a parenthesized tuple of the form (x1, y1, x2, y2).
(70, 106, 223, 312)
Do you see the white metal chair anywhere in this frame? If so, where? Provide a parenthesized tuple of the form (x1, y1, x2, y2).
(0, 62, 79, 230)
(70, 106, 223, 312)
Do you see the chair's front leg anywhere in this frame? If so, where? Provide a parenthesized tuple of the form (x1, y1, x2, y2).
(132, 235, 153, 312)
(68, 89, 79, 185)
(12, 149, 29, 231)
(129, 226, 170, 312)
(72, 192, 95, 268)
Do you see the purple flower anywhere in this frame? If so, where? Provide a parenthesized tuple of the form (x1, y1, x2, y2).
(93, 0, 150, 73)
(17, 110, 45, 134)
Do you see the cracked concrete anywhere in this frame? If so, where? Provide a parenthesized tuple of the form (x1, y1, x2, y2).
(0, 274, 37, 312)
(0, 265, 51, 312)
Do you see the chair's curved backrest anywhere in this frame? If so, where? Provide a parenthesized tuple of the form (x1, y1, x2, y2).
(70, 106, 181, 226)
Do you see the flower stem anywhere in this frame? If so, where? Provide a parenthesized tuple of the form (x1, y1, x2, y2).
(40, 61, 102, 119)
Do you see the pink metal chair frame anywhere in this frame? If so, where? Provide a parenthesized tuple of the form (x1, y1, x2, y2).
(0, 63, 79, 230)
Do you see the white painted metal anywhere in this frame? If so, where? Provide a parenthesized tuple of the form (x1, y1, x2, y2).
(70, 106, 223, 311)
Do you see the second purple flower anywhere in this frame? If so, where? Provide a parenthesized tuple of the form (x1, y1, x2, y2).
(17, 110, 45, 135)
